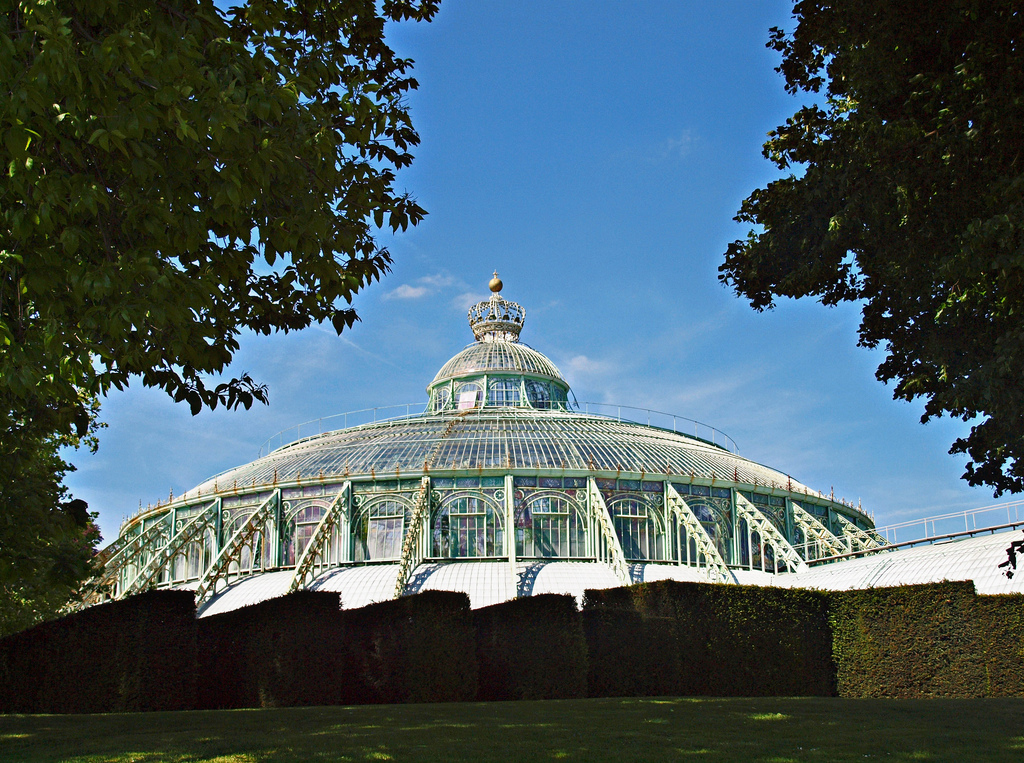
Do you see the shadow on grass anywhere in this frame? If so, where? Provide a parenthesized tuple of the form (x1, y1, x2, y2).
(2, 697, 1023, 763)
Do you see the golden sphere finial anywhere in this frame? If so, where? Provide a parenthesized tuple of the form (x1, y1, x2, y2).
(488, 271, 503, 293)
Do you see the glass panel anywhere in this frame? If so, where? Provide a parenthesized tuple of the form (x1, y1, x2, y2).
(487, 378, 521, 407)
(526, 379, 551, 409)
(353, 500, 405, 562)
(431, 496, 504, 558)
(610, 498, 665, 561)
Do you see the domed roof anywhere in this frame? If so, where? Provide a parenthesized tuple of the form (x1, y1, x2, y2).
(430, 341, 566, 387)
(186, 409, 812, 499)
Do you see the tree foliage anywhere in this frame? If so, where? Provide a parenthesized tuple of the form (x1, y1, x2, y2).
(0, 398, 102, 637)
(721, 0, 1024, 494)
(1, 0, 436, 433)
(0, 0, 436, 632)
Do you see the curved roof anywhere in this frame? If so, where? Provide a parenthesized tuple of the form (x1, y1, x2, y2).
(429, 341, 567, 388)
(186, 408, 814, 499)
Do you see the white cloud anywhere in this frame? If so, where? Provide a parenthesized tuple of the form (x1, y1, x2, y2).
(419, 273, 456, 288)
(660, 130, 694, 159)
(384, 284, 429, 300)
(452, 291, 487, 311)
(564, 355, 614, 376)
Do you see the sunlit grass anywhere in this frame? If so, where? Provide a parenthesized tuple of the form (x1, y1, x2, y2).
(1, 697, 1022, 763)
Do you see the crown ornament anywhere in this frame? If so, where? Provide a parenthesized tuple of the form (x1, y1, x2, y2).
(467, 271, 525, 342)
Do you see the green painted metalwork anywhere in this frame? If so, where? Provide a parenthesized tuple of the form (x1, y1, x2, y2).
(195, 490, 279, 605)
(792, 503, 848, 559)
(833, 512, 887, 553)
(587, 477, 629, 584)
(665, 484, 734, 584)
(393, 476, 432, 597)
(287, 483, 351, 594)
(83, 513, 173, 604)
(120, 499, 220, 598)
(735, 493, 807, 573)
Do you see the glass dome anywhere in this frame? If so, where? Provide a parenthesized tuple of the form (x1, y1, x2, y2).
(426, 281, 570, 411)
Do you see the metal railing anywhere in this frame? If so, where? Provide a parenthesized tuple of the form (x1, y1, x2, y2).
(257, 400, 739, 457)
(872, 500, 1024, 546)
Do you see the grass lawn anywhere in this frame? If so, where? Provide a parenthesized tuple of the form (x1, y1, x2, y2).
(1, 696, 1022, 763)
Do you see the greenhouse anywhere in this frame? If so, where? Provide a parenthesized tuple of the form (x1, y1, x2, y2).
(88, 275, 1019, 615)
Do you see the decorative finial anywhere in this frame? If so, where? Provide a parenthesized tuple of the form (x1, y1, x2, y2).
(468, 272, 525, 342)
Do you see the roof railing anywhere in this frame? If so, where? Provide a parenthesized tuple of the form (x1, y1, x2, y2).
(256, 401, 739, 457)
(871, 500, 1024, 546)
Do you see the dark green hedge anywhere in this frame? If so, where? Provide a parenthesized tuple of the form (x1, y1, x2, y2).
(581, 607, 681, 697)
(197, 590, 344, 709)
(473, 593, 587, 700)
(0, 590, 196, 714)
(584, 580, 835, 697)
(830, 581, 1024, 697)
(343, 590, 477, 704)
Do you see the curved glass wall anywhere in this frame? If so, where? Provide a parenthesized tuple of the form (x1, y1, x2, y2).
(610, 496, 666, 561)
(515, 493, 588, 558)
(431, 494, 505, 558)
(353, 498, 408, 562)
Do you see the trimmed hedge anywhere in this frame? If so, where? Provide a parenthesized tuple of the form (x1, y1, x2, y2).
(581, 607, 681, 697)
(0, 590, 196, 714)
(3, 578, 1022, 711)
(343, 590, 477, 704)
(197, 590, 344, 709)
(830, 581, 1024, 697)
(473, 593, 587, 700)
(584, 580, 835, 697)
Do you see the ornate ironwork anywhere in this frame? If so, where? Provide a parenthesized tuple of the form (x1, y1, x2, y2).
(394, 476, 432, 597)
(587, 477, 629, 585)
(287, 483, 351, 594)
(792, 503, 848, 558)
(120, 499, 221, 598)
(735, 493, 807, 573)
(195, 491, 279, 606)
(468, 274, 525, 342)
(833, 512, 887, 553)
(665, 484, 734, 584)
(82, 513, 173, 604)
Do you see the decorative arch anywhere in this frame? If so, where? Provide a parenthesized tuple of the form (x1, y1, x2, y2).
(514, 490, 588, 558)
(608, 494, 666, 561)
(431, 491, 505, 558)
(352, 494, 414, 562)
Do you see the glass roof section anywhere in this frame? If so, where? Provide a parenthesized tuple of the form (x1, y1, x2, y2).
(427, 274, 568, 392)
(187, 409, 814, 499)
(430, 342, 566, 387)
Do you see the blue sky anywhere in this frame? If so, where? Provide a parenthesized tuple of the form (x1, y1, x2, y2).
(67, 0, 997, 544)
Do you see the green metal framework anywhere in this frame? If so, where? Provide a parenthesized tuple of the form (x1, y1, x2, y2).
(287, 483, 351, 594)
(122, 499, 221, 598)
(393, 477, 432, 597)
(83, 513, 173, 604)
(833, 512, 887, 553)
(97, 282, 888, 608)
(736, 493, 807, 573)
(666, 484, 733, 584)
(195, 491, 279, 605)
(588, 477, 629, 584)
(792, 503, 848, 559)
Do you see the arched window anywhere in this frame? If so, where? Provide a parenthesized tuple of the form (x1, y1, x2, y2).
(488, 378, 521, 407)
(456, 382, 482, 409)
(688, 501, 729, 563)
(433, 386, 452, 412)
(353, 499, 406, 562)
(282, 503, 327, 566)
(610, 497, 666, 561)
(525, 379, 551, 410)
(432, 495, 504, 558)
(515, 494, 588, 558)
